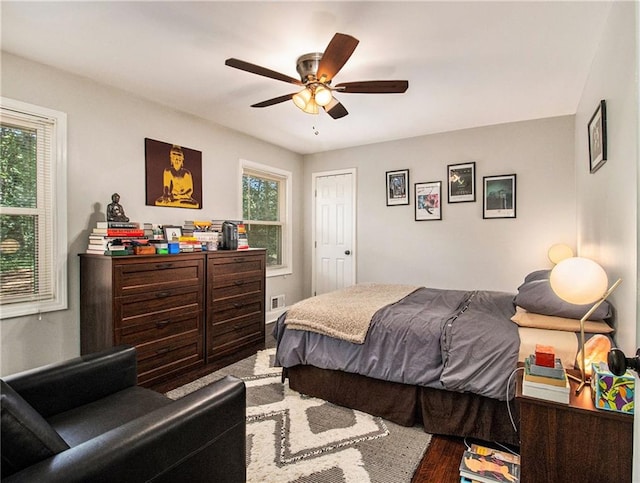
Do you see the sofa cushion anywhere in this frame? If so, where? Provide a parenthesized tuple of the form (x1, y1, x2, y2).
(1, 380, 70, 478)
(48, 386, 172, 446)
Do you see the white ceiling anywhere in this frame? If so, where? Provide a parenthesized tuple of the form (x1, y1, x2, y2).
(1, 1, 612, 155)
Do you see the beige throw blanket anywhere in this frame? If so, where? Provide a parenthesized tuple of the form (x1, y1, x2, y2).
(285, 283, 421, 344)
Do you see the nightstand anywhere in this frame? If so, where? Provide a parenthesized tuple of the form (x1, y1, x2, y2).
(516, 369, 633, 483)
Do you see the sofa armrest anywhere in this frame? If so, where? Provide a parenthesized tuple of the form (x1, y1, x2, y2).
(3, 375, 247, 483)
(4, 346, 137, 417)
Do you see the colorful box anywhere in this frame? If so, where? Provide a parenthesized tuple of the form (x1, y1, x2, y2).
(168, 242, 180, 254)
(591, 362, 634, 414)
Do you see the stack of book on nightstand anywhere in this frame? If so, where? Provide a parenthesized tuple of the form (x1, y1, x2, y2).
(459, 442, 520, 483)
(522, 348, 570, 404)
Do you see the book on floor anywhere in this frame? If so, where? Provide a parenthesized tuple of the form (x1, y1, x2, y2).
(459, 449, 520, 483)
(469, 443, 520, 465)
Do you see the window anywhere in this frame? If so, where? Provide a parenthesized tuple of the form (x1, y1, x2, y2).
(0, 98, 67, 319)
(241, 159, 291, 276)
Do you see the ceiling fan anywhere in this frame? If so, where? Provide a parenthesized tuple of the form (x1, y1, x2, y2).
(225, 33, 409, 119)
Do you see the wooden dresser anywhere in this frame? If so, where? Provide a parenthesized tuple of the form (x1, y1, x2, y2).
(79, 249, 266, 388)
(206, 250, 266, 363)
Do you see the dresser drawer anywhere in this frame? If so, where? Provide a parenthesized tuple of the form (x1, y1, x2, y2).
(136, 332, 203, 384)
(115, 285, 202, 322)
(115, 258, 204, 296)
(209, 292, 263, 323)
(115, 310, 201, 346)
(208, 252, 265, 277)
(211, 275, 263, 302)
(209, 314, 263, 356)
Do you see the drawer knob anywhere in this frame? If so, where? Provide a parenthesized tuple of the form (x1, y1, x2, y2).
(156, 320, 171, 328)
(234, 280, 245, 286)
(233, 303, 244, 309)
(155, 263, 173, 269)
(156, 292, 170, 298)
(156, 347, 170, 355)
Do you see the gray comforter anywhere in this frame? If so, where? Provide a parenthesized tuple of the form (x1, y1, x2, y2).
(274, 287, 520, 400)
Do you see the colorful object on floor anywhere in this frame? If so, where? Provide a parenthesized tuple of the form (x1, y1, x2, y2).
(591, 362, 634, 414)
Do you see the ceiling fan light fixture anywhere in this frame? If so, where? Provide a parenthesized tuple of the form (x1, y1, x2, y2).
(292, 88, 312, 110)
(302, 99, 319, 114)
(314, 85, 333, 107)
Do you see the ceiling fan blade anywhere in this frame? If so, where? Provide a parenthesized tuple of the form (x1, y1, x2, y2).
(251, 93, 295, 108)
(225, 58, 303, 86)
(324, 100, 349, 119)
(335, 80, 409, 94)
(316, 33, 359, 82)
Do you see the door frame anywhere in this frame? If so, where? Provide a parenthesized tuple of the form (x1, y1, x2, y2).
(311, 168, 357, 296)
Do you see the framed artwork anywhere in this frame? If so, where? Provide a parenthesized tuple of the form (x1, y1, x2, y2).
(588, 100, 607, 173)
(163, 226, 182, 241)
(386, 169, 410, 206)
(145, 138, 203, 209)
(415, 181, 442, 221)
(447, 162, 475, 203)
(483, 174, 516, 219)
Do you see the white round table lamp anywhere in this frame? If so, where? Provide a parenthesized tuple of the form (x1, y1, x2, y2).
(549, 257, 621, 394)
(547, 243, 574, 265)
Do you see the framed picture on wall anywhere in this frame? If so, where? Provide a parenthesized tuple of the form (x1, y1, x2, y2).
(483, 174, 516, 219)
(588, 99, 607, 173)
(145, 138, 203, 209)
(415, 181, 442, 221)
(386, 169, 410, 206)
(447, 162, 475, 203)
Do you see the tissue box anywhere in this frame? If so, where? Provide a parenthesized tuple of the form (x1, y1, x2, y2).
(591, 362, 634, 414)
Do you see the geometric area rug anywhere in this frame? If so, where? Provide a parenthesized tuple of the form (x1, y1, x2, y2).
(166, 349, 432, 483)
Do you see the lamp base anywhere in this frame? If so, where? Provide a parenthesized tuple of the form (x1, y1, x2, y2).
(567, 372, 589, 395)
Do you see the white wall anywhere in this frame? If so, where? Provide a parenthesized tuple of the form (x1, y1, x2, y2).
(303, 116, 577, 296)
(575, 0, 637, 356)
(0, 52, 305, 376)
(573, 1, 638, 479)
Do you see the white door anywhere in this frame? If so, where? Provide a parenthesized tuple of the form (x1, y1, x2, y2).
(312, 169, 356, 296)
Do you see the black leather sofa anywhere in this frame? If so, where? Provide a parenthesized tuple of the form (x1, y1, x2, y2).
(1, 345, 246, 482)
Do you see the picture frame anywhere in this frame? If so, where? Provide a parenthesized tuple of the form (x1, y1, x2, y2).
(145, 138, 203, 209)
(483, 174, 516, 219)
(447, 162, 476, 203)
(415, 181, 442, 221)
(386, 169, 410, 206)
(163, 225, 182, 241)
(588, 99, 607, 173)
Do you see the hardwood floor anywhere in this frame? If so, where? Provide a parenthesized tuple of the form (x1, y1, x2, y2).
(412, 435, 467, 483)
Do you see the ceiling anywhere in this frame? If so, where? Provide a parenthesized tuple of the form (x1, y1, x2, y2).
(1, 1, 612, 155)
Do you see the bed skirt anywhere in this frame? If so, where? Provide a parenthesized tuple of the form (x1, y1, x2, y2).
(285, 365, 520, 447)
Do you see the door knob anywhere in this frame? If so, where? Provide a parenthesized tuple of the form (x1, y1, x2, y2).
(345, 250, 351, 255)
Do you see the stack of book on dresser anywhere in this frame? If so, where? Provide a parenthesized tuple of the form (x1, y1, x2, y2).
(522, 344, 570, 404)
(459, 442, 520, 483)
(86, 221, 150, 255)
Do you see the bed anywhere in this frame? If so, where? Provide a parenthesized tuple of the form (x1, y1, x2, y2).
(273, 271, 614, 447)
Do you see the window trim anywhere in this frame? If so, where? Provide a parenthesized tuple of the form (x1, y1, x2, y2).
(240, 159, 292, 278)
(0, 97, 68, 319)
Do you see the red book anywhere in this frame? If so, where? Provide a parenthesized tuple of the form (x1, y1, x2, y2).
(93, 228, 145, 237)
